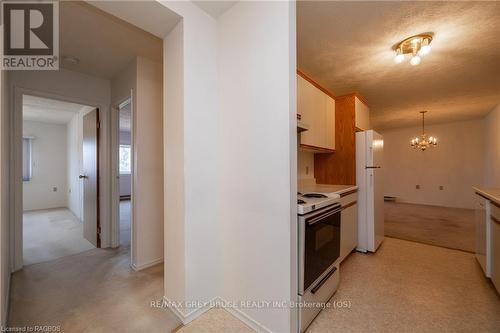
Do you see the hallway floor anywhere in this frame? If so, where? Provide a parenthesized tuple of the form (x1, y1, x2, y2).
(23, 208, 94, 265)
(11, 201, 180, 332)
(120, 200, 131, 246)
(9, 245, 180, 333)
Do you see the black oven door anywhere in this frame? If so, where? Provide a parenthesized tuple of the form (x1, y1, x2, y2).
(299, 204, 341, 294)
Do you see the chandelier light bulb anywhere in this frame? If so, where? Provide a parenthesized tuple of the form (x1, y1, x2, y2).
(419, 45, 431, 56)
(410, 55, 421, 66)
(394, 48, 404, 63)
(419, 38, 431, 56)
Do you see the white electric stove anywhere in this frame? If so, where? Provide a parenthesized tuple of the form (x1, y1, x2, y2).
(297, 192, 340, 215)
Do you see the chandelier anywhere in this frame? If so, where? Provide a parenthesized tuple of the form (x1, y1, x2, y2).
(410, 111, 437, 151)
(393, 33, 433, 66)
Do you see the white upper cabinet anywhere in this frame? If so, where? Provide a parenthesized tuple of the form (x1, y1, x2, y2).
(354, 96, 370, 131)
(297, 74, 335, 152)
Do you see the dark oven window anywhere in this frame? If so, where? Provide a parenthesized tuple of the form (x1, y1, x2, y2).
(304, 209, 340, 291)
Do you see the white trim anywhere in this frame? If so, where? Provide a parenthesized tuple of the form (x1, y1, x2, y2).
(162, 295, 216, 325)
(130, 257, 163, 271)
(163, 296, 272, 332)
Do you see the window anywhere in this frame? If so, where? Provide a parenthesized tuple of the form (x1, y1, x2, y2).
(119, 145, 131, 174)
(23, 137, 33, 181)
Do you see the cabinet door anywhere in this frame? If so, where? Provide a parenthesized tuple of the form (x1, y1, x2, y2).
(340, 203, 358, 262)
(297, 74, 335, 151)
(475, 196, 488, 275)
(491, 206, 500, 292)
(311, 85, 327, 147)
(354, 97, 370, 131)
(297, 75, 316, 147)
(325, 96, 335, 150)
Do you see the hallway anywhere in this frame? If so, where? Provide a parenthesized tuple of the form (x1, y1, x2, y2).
(9, 245, 179, 332)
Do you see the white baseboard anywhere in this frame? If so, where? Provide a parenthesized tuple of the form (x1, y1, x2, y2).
(162, 295, 216, 325)
(163, 295, 271, 332)
(131, 257, 163, 271)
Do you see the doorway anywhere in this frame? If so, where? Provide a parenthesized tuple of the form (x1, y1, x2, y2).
(116, 98, 132, 249)
(21, 94, 99, 265)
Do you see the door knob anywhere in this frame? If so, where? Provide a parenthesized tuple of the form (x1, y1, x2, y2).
(79, 175, 88, 179)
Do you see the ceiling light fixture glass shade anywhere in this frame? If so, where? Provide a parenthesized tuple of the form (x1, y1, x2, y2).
(393, 33, 433, 65)
(410, 111, 438, 151)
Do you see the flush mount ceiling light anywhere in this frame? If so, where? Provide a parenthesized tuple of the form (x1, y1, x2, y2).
(393, 33, 433, 66)
(410, 111, 437, 151)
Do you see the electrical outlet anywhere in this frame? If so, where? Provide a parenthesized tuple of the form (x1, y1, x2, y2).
(53, 187, 57, 192)
(416, 185, 420, 189)
(439, 186, 444, 190)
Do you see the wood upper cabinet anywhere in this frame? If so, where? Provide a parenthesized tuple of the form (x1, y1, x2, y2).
(354, 96, 370, 131)
(297, 74, 335, 152)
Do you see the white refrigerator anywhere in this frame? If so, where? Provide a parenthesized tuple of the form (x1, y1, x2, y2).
(356, 130, 384, 253)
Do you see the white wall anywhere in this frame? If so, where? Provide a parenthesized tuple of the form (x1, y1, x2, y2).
(67, 113, 81, 219)
(0, 70, 11, 326)
(134, 56, 164, 268)
(217, 2, 296, 332)
(23, 120, 68, 211)
(162, 0, 222, 318)
(9, 69, 111, 270)
(484, 104, 500, 188)
(163, 19, 188, 314)
(381, 119, 485, 209)
(298, 151, 315, 181)
(119, 130, 131, 197)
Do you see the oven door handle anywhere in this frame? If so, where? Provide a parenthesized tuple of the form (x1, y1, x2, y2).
(310, 266, 337, 294)
(307, 207, 341, 226)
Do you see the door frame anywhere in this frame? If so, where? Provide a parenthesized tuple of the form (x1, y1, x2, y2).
(10, 86, 106, 271)
(110, 91, 134, 261)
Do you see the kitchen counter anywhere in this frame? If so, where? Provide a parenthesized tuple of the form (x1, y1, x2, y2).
(298, 184, 358, 196)
(473, 187, 500, 206)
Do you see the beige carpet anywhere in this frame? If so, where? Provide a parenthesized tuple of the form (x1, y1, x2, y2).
(23, 208, 95, 265)
(384, 202, 475, 252)
(9, 245, 181, 333)
(120, 200, 131, 246)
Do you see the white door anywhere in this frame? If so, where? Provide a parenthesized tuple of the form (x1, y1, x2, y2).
(82, 109, 99, 247)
